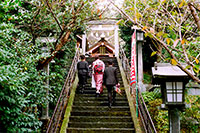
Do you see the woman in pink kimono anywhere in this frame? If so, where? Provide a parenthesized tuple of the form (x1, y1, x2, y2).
(92, 56, 105, 97)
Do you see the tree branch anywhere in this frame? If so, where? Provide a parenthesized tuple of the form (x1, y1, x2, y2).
(37, 1, 85, 70)
(37, 30, 71, 70)
(149, 30, 199, 83)
(31, 9, 41, 46)
(188, 2, 200, 31)
(45, 0, 63, 31)
(111, 2, 200, 83)
(72, 0, 75, 15)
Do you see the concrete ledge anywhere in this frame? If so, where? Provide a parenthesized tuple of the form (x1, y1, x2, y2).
(116, 57, 142, 133)
(186, 82, 200, 95)
(60, 75, 79, 133)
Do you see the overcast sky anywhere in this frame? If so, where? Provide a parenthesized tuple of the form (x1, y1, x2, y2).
(97, 0, 124, 9)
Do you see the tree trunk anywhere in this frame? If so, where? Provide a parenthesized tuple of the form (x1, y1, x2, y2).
(37, 31, 71, 70)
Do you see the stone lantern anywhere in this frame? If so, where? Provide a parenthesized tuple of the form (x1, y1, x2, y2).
(152, 62, 193, 133)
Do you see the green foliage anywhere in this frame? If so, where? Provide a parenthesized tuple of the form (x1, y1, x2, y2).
(49, 41, 76, 106)
(142, 89, 169, 132)
(0, 0, 97, 132)
(0, 22, 45, 132)
(119, 20, 133, 58)
(124, 0, 200, 82)
(143, 90, 200, 132)
(181, 95, 200, 132)
(119, 20, 157, 72)
(143, 72, 152, 84)
(142, 88, 161, 103)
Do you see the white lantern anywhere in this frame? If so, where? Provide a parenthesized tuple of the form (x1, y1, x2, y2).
(165, 81, 184, 104)
(137, 31, 144, 41)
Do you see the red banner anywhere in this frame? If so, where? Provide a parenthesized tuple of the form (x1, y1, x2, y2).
(130, 30, 137, 86)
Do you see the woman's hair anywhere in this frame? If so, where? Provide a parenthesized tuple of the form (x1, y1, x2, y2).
(94, 55, 99, 60)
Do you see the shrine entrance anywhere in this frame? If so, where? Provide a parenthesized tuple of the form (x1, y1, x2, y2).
(80, 20, 119, 57)
(87, 37, 114, 57)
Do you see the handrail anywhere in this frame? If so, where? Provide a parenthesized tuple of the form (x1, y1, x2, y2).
(46, 48, 80, 133)
(119, 46, 157, 133)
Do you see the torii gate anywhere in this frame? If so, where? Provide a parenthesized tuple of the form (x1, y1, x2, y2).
(81, 20, 119, 57)
(78, 19, 145, 92)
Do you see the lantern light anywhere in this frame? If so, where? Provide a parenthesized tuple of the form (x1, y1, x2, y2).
(137, 31, 144, 41)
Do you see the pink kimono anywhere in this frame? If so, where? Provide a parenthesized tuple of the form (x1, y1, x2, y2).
(92, 59, 105, 94)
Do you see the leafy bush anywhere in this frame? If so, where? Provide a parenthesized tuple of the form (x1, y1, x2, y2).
(181, 95, 200, 132)
(0, 0, 77, 131)
(0, 23, 46, 132)
(143, 72, 152, 84)
(142, 89, 168, 132)
(143, 90, 200, 132)
(142, 88, 161, 103)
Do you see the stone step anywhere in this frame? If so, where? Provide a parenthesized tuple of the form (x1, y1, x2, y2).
(86, 76, 123, 81)
(70, 111, 131, 116)
(73, 101, 129, 106)
(77, 87, 124, 91)
(74, 96, 128, 101)
(86, 77, 121, 81)
(85, 79, 123, 83)
(84, 82, 124, 87)
(85, 81, 123, 85)
(76, 89, 125, 94)
(74, 93, 126, 98)
(72, 106, 130, 111)
(66, 57, 135, 132)
(67, 127, 135, 133)
(69, 116, 133, 122)
(68, 122, 134, 128)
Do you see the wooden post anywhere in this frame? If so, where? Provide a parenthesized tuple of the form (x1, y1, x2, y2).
(41, 63, 50, 130)
(82, 33, 86, 55)
(169, 107, 180, 133)
(137, 41, 145, 92)
(114, 25, 119, 57)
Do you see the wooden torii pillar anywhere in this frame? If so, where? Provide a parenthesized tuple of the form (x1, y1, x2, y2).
(82, 32, 87, 55)
(114, 24, 119, 57)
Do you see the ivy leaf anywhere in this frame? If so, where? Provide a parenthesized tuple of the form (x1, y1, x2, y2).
(116, 19, 122, 25)
(171, 59, 177, 65)
(195, 58, 199, 64)
(193, 65, 200, 74)
(142, 26, 147, 30)
(166, 38, 170, 45)
(185, 65, 191, 70)
(156, 31, 164, 37)
(136, 12, 141, 19)
(179, 0, 186, 8)
(151, 51, 157, 57)
(181, 39, 185, 45)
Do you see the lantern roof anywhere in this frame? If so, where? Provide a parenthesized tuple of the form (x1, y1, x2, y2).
(152, 63, 194, 78)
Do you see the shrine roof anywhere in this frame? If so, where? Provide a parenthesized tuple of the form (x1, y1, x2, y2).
(87, 20, 117, 25)
(88, 38, 114, 52)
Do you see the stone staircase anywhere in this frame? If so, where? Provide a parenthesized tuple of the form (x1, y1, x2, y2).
(67, 57, 135, 133)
